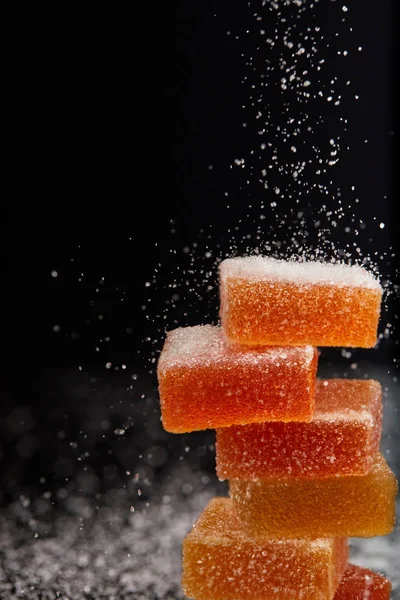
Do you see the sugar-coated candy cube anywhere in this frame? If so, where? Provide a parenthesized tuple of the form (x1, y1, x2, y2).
(182, 498, 348, 600)
(334, 564, 391, 599)
(229, 453, 397, 539)
(157, 325, 318, 433)
(219, 256, 382, 347)
(216, 379, 382, 479)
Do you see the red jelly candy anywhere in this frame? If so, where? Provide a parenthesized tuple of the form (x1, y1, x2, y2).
(158, 325, 318, 433)
(334, 564, 391, 599)
(216, 379, 382, 479)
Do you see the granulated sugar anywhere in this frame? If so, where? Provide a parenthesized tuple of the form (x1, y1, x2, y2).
(0, 481, 212, 600)
(220, 256, 381, 289)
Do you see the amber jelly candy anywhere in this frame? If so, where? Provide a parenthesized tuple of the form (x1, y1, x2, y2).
(182, 497, 348, 600)
(229, 453, 397, 539)
(219, 256, 382, 347)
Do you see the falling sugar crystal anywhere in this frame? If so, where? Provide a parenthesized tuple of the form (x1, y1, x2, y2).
(157, 325, 318, 433)
(216, 379, 382, 479)
(219, 256, 382, 347)
(333, 564, 392, 600)
(229, 453, 397, 539)
(182, 497, 348, 600)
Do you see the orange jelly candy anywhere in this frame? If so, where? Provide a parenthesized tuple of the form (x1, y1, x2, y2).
(334, 565, 392, 600)
(229, 453, 397, 539)
(157, 325, 318, 433)
(219, 256, 382, 347)
(182, 498, 348, 600)
(216, 379, 382, 479)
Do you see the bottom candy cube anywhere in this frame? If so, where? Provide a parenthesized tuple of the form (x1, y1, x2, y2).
(182, 497, 348, 600)
(334, 564, 391, 599)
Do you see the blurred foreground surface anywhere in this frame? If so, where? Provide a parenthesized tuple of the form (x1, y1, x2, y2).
(0, 363, 398, 599)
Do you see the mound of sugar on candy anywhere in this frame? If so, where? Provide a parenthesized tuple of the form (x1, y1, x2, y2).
(216, 379, 382, 479)
(182, 497, 348, 600)
(157, 325, 318, 433)
(229, 453, 397, 539)
(219, 256, 382, 348)
(334, 564, 392, 600)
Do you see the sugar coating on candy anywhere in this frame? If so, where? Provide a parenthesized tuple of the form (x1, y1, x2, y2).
(219, 256, 382, 347)
(229, 453, 397, 539)
(220, 256, 381, 288)
(158, 324, 315, 367)
(157, 325, 318, 433)
(182, 497, 348, 600)
(334, 564, 392, 600)
(216, 379, 382, 479)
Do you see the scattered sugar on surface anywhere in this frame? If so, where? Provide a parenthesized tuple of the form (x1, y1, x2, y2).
(0, 474, 214, 600)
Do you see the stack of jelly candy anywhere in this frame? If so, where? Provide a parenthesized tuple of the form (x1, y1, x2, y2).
(157, 256, 397, 600)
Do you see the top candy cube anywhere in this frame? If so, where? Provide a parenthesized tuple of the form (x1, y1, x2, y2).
(219, 256, 382, 347)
